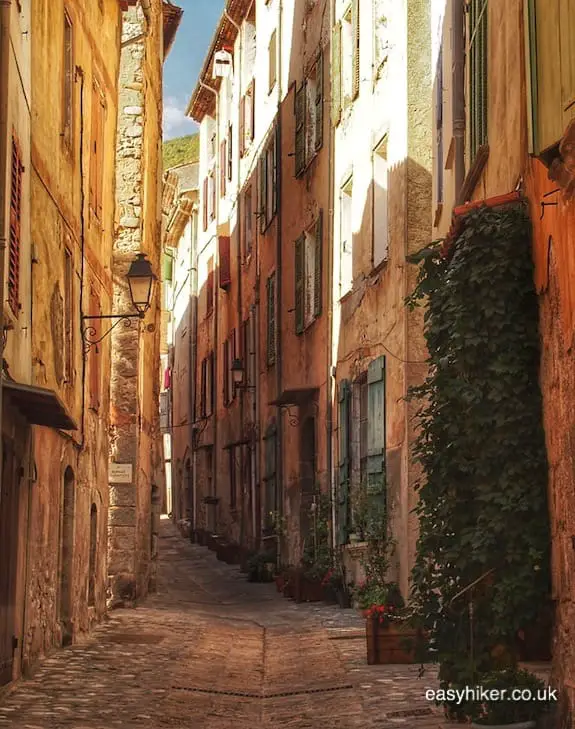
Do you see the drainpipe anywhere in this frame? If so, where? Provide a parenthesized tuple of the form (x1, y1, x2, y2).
(327, 0, 336, 555)
(452, 0, 465, 203)
(198, 78, 219, 532)
(275, 0, 284, 563)
(0, 0, 12, 494)
(188, 203, 198, 529)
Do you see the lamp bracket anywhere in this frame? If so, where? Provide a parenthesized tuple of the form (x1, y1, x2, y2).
(81, 313, 144, 354)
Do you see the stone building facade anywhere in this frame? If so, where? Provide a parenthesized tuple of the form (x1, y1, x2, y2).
(432, 0, 575, 722)
(177, 0, 432, 584)
(108, 0, 182, 607)
(0, 0, 181, 688)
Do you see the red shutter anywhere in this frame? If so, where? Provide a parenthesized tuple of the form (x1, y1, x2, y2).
(8, 135, 22, 314)
(203, 177, 208, 230)
(206, 256, 214, 315)
(219, 236, 231, 289)
(227, 124, 233, 180)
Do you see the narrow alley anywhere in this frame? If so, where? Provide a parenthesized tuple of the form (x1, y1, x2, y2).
(0, 520, 442, 729)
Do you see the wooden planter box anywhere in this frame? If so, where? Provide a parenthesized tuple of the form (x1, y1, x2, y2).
(366, 617, 420, 665)
(294, 574, 325, 603)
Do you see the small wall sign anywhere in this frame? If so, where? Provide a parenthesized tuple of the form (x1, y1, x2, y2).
(109, 462, 133, 484)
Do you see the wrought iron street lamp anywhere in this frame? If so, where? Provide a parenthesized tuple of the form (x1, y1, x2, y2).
(231, 358, 255, 390)
(81, 253, 157, 352)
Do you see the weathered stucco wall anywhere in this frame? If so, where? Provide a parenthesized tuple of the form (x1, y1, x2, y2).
(108, 0, 164, 606)
(26, 0, 120, 670)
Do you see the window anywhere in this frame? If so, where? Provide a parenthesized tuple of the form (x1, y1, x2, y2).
(240, 79, 256, 156)
(294, 49, 323, 176)
(259, 127, 278, 231)
(202, 177, 208, 230)
(223, 329, 236, 406)
(200, 352, 215, 417)
(468, 0, 488, 161)
(62, 11, 74, 148)
(294, 211, 323, 334)
(219, 236, 231, 289)
(220, 140, 227, 197)
(340, 1, 359, 107)
(208, 169, 216, 221)
(89, 80, 105, 222)
(206, 256, 214, 316)
(227, 123, 233, 181)
(373, 0, 388, 82)
(229, 448, 237, 508)
(243, 185, 253, 259)
(340, 177, 353, 296)
(266, 273, 276, 366)
(435, 46, 444, 212)
(268, 29, 277, 92)
(372, 139, 388, 267)
(242, 7, 257, 85)
(8, 135, 22, 315)
(64, 247, 74, 383)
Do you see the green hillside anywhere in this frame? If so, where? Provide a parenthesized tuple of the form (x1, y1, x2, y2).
(163, 133, 199, 170)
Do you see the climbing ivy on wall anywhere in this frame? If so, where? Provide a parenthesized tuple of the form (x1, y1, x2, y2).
(406, 204, 551, 712)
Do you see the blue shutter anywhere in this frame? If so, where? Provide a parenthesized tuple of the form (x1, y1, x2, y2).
(367, 356, 386, 496)
(337, 379, 351, 545)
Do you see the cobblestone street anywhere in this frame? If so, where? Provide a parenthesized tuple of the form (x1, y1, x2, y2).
(0, 519, 446, 728)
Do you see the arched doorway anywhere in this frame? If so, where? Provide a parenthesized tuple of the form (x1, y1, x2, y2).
(88, 504, 97, 607)
(59, 466, 75, 646)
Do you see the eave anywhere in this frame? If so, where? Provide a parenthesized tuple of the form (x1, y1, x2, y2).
(186, 0, 252, 123)
(163, 1, 183, 59)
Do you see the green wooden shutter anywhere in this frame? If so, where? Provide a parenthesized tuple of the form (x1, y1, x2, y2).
(331, 22, 342, 126)
(162, 253, 173, 282)
(267, 273, 276, 366)
(469, 0, 488, 160)
(313, 211, 322, 318)
(352, 0, 360, 100)
(367, 356, 386, 496)
(294, 83, 306, 176)
(259, 155, 267, 233)
(315, 48, 323, 151)
(294, 235, 305, 335)
(337, 379, 351, 545)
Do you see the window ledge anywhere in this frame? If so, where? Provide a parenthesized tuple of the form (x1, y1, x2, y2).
(345, 540, 368, 555)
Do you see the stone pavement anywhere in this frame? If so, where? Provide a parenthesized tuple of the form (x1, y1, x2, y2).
(0, 518, 448, 728)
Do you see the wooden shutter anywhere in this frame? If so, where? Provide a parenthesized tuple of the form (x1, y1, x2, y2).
(220, 140, 227, 196)
(264, 424, 277, 515)
(219, 236, 231, 289)
(294, 235, 305, 334)
(331, 22, 342, 126)
(337, 380, 351, 545)
(272, 124, 279, 217)
(313, 211, 323, 318)
(259, 154, 267, 233)
(8, 136, 22, 314)
(230, 328, 237, 399)
(89, 82, 98, 214)
(246, 79, 255, 143)
(559, 0, 575, 127)
(208, 352, 215, 413)
(269, 30, 277, 91)
(352, 0, 360, 100)
(223, 339, 230, 405)
(210, 172, 216, 220)
(203, 177, 208, 230)
(206, 257, 214, 315)
(468, 0, 488, 160)
(294, 83, 306, 176)
(367, 356, 386, 495)
(227, 124, 233, 180)
(201, 358, 207, 417)
(229, 448, 237, 508)
(267, 273, 276, 366)
(239, 95, 246, 157)
(315, 49, 324, 151)
(89, 287, 100, 409)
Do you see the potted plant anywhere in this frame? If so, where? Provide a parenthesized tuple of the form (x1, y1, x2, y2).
(466, 668, 550, 728)
(246, 551, 275, 583)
